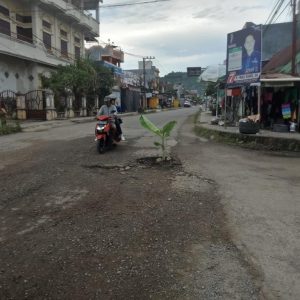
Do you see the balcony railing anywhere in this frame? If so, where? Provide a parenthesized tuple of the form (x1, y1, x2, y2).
(40, 0, 99, 35)
(0, 31, 80, 67)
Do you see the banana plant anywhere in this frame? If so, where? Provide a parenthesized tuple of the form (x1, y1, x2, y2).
(139, 115, 177, 161)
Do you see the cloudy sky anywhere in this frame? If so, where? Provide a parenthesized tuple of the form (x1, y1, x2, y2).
(98, 0, 293, 76)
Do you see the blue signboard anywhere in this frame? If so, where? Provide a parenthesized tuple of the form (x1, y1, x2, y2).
(97, 61, 124, 76)
(226, 25, 262, 87)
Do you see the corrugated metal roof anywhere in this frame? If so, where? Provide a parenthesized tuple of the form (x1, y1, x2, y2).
(262, 39, 300, 73)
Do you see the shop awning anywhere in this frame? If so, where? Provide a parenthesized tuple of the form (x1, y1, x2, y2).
(261, 73, 300, 86)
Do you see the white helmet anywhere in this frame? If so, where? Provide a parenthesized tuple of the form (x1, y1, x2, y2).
(104, 96, 111, 103)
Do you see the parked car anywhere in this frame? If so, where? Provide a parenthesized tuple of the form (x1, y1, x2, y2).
(183, 100, 191, 107)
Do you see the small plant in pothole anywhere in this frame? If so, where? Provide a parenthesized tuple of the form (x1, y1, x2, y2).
(139, 115, 177, 161)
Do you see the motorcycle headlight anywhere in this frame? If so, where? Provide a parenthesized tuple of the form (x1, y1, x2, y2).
(96, 125, 105, 132)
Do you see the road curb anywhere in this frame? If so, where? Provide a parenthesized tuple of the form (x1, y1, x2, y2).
(194, 124, 300, 152)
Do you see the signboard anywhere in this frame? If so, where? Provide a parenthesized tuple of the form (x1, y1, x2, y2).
(100, 61, 124, 76)
(187, 67, 202, 77)
(226, 25, 262, 87)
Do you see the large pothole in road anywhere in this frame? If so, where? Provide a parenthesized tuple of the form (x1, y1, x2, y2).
(136, 156, 182, 169)
(82, 156, 182, 171)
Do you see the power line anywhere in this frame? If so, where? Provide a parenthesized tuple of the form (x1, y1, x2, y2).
(154, 58, 169, 75)
(264, 0, 288, 34)
(266, 0, 287, 25)
(94, 38, 146, 58)
(273, 0, 291, 23)
(264, 0, 282, 24)
(100, 0, 170, 8)
(8, 0, 171, 13)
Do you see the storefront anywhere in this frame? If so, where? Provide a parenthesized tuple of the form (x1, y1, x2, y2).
(260, 75, 300, 132)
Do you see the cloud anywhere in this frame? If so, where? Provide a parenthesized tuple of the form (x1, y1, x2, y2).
(193, 6, 223, 19)
(98, 0, 282, 75)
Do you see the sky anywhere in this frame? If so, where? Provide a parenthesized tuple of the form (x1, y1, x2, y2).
(96, 0, 293, 76)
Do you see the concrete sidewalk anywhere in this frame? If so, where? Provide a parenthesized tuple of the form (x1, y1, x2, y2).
(18, 107, 182, 132)
(196, 111, 300, 152)
(18, 112, 137, 132)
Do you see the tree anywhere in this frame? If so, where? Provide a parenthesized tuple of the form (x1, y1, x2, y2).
(93, 63, 115, 102)
(205, 82, 217, 97)
(42, 59, 114, 111)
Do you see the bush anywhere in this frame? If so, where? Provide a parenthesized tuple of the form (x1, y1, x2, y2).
(0, 122, 21, 135)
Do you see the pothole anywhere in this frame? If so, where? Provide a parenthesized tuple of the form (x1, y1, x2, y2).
(82, 164, 135, 171)
(136, 156, 182, 169)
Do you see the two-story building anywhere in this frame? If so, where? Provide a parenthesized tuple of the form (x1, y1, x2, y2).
(0, 0, 100, 119)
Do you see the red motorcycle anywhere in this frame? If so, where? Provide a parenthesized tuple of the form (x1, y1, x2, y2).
(95, 115, 121, 154)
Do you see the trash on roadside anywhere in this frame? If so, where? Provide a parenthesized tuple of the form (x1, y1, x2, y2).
(238, 114, 260, 134)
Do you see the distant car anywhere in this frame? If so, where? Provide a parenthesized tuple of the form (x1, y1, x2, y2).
(183, 100, 191, 107)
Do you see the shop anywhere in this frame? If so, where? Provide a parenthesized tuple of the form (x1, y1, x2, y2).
(260, 75, 300, 132)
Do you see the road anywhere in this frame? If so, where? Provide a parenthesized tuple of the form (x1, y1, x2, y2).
(0, 107, 299, 299)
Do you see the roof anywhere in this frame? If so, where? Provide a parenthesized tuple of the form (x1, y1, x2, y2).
(261, 22, 299, 61)
(262, 39, 300, 73)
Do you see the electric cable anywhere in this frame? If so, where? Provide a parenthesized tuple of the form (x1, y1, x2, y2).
(264, 0, 288, 34)
(100, 0, 170, 8)
(273, 0, 291, 23)
(267, 0, 287, 25)
(264, 0, 283, 24)
(7, 0, 171, 13)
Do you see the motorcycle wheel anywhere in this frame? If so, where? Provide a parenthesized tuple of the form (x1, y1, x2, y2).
(97, 139, 105, 154)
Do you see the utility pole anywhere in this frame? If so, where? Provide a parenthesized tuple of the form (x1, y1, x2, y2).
(142, 56, 155, 109)
(292, 0, 297, 75)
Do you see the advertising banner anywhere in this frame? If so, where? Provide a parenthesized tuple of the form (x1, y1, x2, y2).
(187, 67, 202, 77)
(226, 25, 262, 88)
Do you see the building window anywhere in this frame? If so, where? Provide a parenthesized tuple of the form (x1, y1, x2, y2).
(16, 14, 32, 23)
(43, 31, 51, 51)
(0, 5, 9, 16)
(17, 26, 33, 43)
(42, 20, 51, 30)
(75, 36, 80, 44)
(75, 46, 80, 59)
(61, 39, 68, 57)
(60, 29, 67, 38)
(0, 18, 10, 36)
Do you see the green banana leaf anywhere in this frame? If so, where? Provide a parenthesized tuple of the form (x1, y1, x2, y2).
(162, 121, 177, 137)
(139, 115, 162, 137)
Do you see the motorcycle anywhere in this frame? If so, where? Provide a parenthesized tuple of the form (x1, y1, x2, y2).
(95, 114, 122, 154)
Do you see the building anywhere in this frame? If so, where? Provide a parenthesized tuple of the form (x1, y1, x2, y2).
(87, 44, 124, 76)
(0, 0, 101, 94)
(127, 60, 160, 91)
(87, 44, 125, 105)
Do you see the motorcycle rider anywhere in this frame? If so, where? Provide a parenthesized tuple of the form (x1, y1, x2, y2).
(98, 96, 125, 140)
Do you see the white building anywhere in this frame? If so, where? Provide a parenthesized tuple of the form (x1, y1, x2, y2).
(0, 0, 101, 94)
(127, 60, 160, 90)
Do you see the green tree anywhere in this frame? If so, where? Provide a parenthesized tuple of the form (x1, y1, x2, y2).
(205, 82, 217, 97)
(42, 59, 114, 111)
(93, 63, 115, 102)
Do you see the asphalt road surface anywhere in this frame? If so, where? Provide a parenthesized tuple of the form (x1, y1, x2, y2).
(0, 107, 299, 299)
